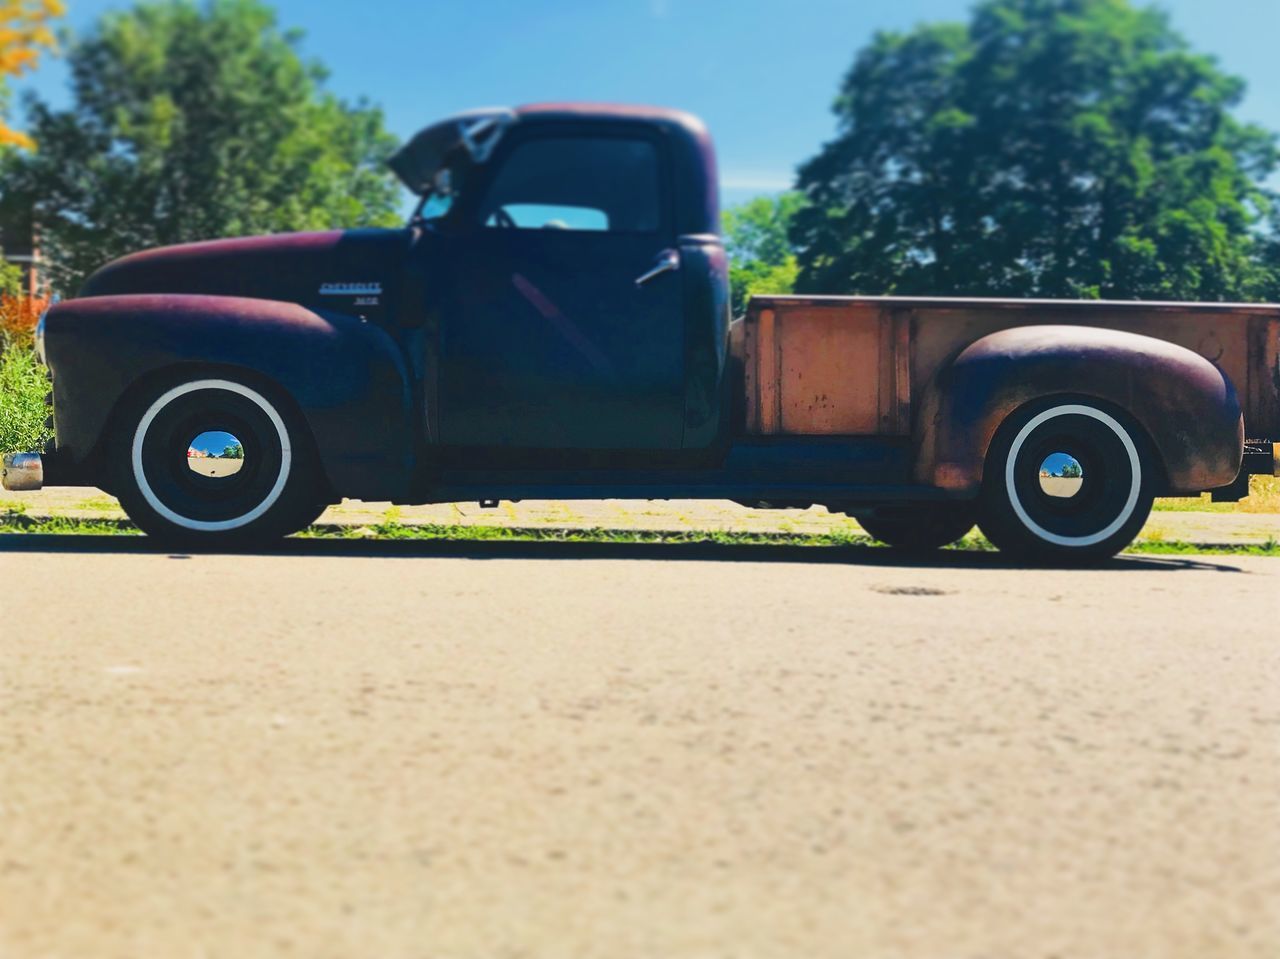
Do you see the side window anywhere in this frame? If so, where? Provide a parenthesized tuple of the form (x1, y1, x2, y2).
(480, 137, 661, 233)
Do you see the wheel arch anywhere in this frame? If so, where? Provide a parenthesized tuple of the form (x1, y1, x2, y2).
(44, 294, 417, 501)
(913, 325, 1244, 496)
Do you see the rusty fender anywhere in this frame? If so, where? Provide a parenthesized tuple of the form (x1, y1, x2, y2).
(914, 325, 1243, 496)
(43, 294, 415, 501)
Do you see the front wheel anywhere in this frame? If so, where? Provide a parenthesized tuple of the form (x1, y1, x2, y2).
(109, 377, 320, 549)
(977, 399, 1156, 564)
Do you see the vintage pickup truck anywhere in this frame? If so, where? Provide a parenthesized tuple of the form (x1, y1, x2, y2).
(5, 103, 1280, 562)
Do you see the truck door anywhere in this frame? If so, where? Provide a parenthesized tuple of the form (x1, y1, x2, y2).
(432, 131, 685, 451)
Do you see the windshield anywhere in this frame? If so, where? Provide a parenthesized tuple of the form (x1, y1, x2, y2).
(408, 166, 459, 226)
(411, 191, 454, 225)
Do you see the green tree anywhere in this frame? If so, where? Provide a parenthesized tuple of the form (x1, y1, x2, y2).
(0, 253, 21, 296)
(1257, 207, 1280, 301)
(220, 442, 244, 459)
(791, 0, 1279, 301)
(723, 192, 804, 315)
(1, 0, 402, 292)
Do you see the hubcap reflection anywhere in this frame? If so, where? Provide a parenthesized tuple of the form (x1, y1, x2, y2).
(1038, 453, 1084, 499)
(186, 431, 246, 478)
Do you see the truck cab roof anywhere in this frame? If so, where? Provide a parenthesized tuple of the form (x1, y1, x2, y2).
(389, 103, 720, 237)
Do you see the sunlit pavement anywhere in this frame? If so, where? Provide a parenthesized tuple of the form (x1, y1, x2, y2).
(1, 541, 1276, 958)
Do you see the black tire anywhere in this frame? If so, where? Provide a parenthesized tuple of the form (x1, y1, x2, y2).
(858, 505, 975, 552)
(977, 397, 1156, 564)
(108, 376, 320, 549)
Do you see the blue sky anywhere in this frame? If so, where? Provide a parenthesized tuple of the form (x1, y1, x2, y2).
(14, 0, 1280, 209)
(188, 430, 238, 456)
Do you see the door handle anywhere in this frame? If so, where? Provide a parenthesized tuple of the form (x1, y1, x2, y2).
(635, 249, 680, 287)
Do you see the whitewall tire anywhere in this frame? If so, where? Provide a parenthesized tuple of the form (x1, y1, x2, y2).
(978, 399, 1155, 563)
(110, 377, 317, 548)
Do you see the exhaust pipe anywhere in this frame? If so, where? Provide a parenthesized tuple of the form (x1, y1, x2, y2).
(1, 453, 43, 492)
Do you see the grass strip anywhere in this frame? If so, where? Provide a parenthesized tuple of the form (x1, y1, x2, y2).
(0, 513, 142, 536)
(2, 511, 1277, 556)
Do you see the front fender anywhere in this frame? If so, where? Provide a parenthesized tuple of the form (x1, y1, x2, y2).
(43, 294, 415, 501)
(914, 325, 1243, 496)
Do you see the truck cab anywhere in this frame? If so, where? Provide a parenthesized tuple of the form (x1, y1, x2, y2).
(11, 103, 1280, 563)
(397, 104, 729, 455)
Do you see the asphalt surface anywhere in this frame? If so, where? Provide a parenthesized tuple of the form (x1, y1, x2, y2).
(1, 536, 1277, 959)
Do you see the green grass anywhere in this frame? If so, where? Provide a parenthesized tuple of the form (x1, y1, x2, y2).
(1154, 476, 1280, 513)
(0, 513, 141, 536)
(0, 338, 51, 455)
(1124, 537, 1279, 556)
(1, 512, 1275, 556)
(75, 496, 124, 512)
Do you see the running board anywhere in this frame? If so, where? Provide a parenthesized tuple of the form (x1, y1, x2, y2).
(415, 482, 967, 506)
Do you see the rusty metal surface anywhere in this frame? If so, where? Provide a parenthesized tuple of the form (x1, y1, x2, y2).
(743, 303, 910, 436)
(742, 296, 1278, 494)
(85, 230, 346, 274)
(756, 294, 1280, 316)
(913, 325, 1243, 494)
(750, 295, 1280, 435)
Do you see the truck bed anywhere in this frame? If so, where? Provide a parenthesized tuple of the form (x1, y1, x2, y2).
(741, 296, 1280, 443)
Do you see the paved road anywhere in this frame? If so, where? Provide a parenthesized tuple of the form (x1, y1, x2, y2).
(1, 537, 1277, 959)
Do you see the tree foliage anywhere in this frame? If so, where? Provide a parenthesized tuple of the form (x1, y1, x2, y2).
(792, 0, 1280, 301)
(722, 192, 804, 314)
(0, 254, 20, 295)
(0, 0, 62, 149)
(1, 0, 402, 291)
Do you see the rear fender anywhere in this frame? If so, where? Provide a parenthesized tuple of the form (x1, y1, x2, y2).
(914, 325, 1243, 496)
(43, 294, 415, 501)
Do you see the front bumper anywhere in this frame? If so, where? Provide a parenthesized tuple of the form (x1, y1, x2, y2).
(1, 453, 43, 491)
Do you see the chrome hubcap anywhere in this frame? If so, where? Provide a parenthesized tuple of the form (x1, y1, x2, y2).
(186, 430, 246, 479)
(1038, 452, 1084, 499)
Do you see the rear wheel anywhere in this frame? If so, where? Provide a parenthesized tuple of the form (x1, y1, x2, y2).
(109, 377, 320, 549)
(977, 398, 1155, 564)
(858, 505, 975, 552)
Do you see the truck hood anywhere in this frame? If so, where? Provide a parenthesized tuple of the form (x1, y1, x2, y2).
(78, 229, 412, 322)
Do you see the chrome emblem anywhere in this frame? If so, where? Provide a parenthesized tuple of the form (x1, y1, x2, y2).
(319, 282, 383, 296)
